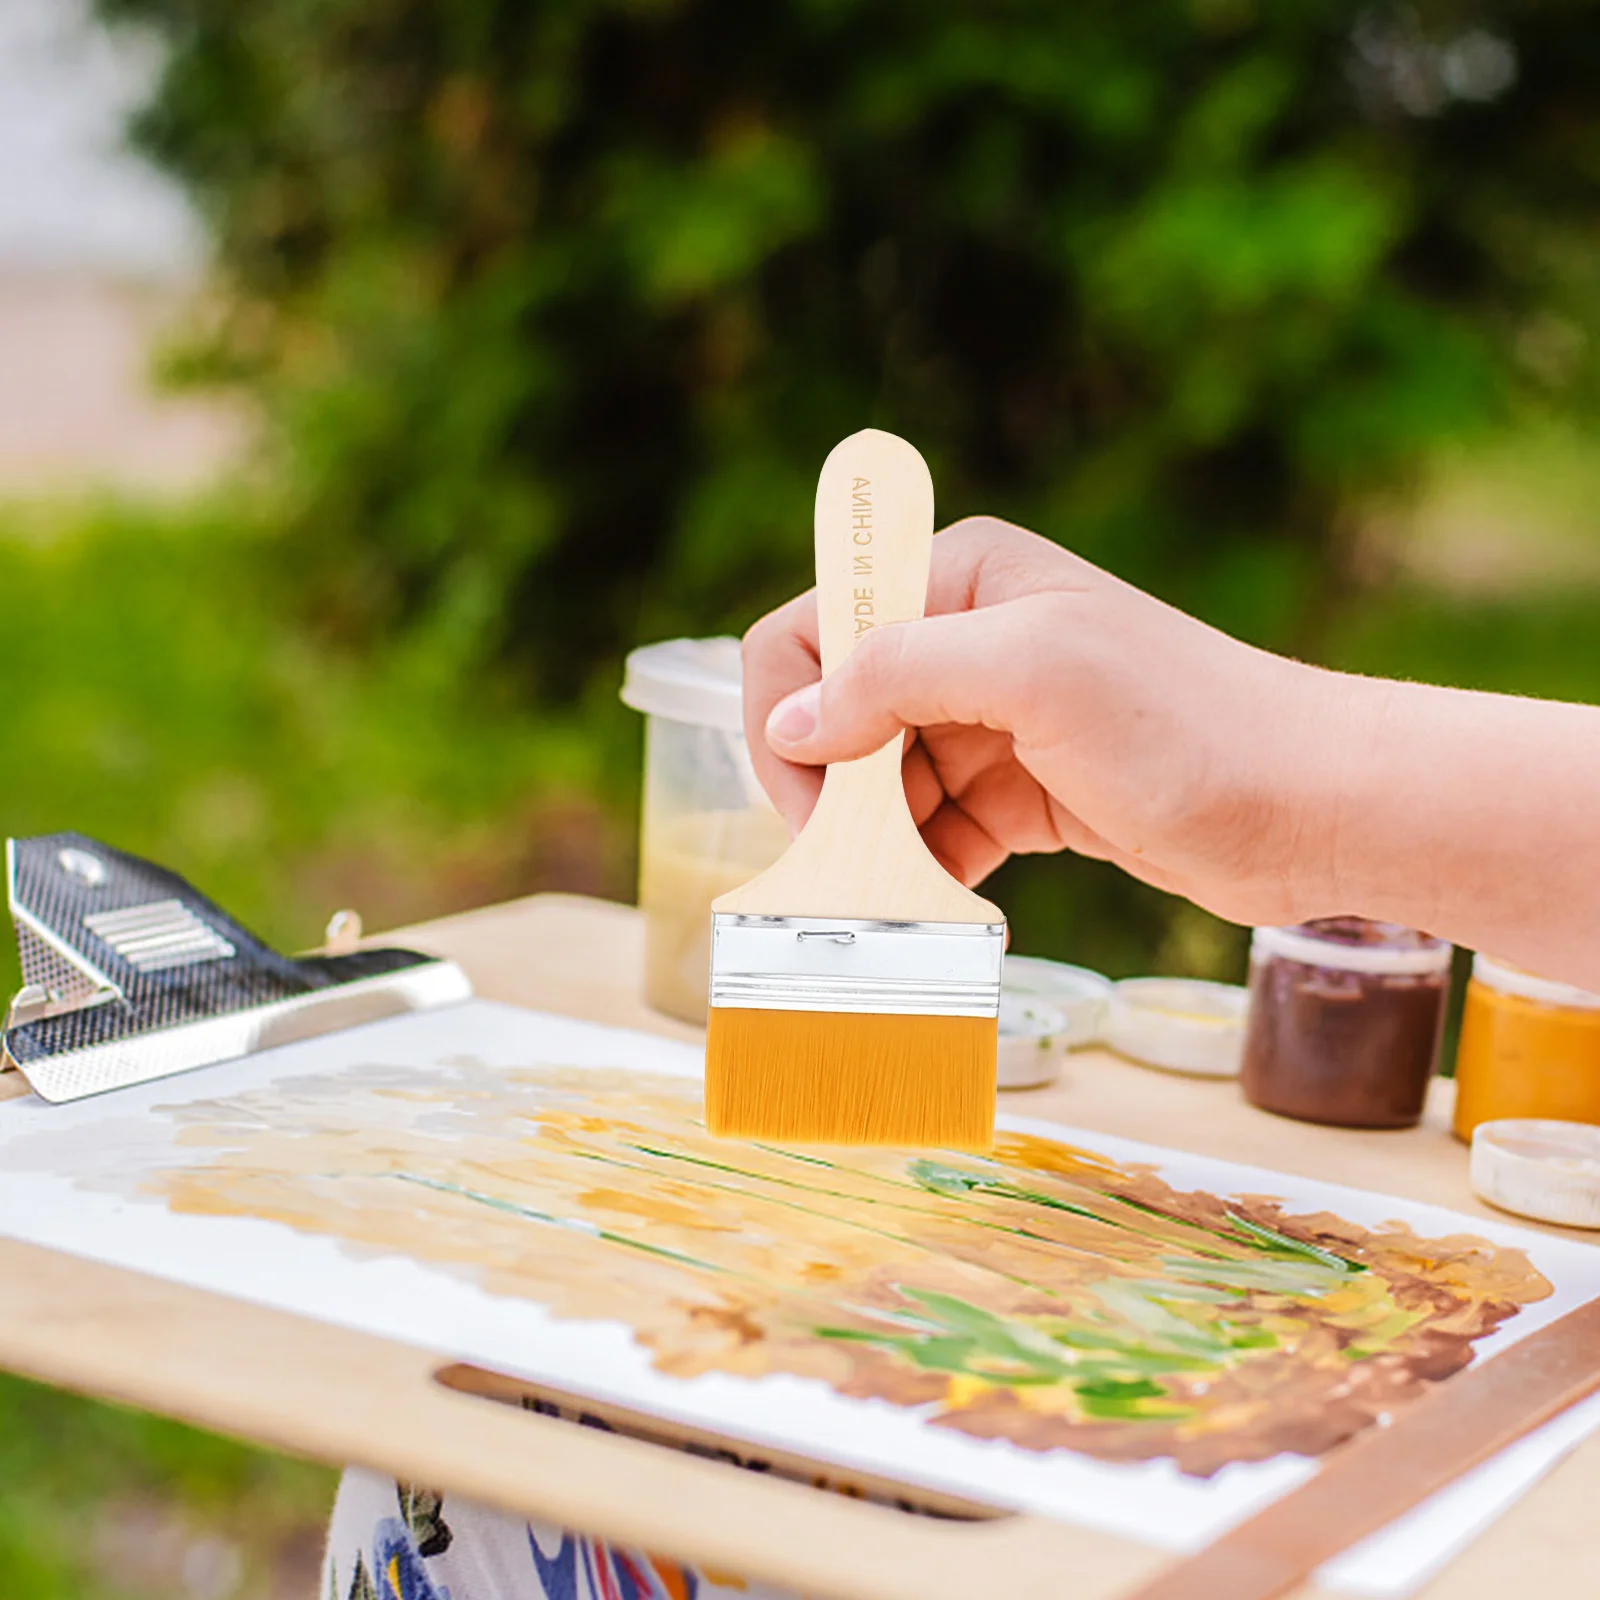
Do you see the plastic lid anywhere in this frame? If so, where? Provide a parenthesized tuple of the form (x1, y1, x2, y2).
(1471, 954, 1600, 1012)
(1104, 977, 1249, 1078)
(620, 638, 745, 733)
(1470, 1119, 1600, 1228)
(1002, 956, 1111, 1051)
(1251, 919, 1452, 977)
(1002, 955, 1113, 1003)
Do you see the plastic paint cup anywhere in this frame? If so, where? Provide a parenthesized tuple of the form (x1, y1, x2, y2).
(997, 995, 1069, 1090)
(1241, 919, 1450, 1129)
(621, 638, 788, 1024)
(1453, 957, 1600, 1141)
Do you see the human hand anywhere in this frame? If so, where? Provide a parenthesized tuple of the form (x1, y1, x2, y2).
(741, 516, 1355, 929)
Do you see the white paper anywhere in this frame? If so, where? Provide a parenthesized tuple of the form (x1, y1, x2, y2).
(1, 998, 1596, 1596)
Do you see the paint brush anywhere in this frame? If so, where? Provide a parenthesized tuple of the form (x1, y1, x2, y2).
(704, 428, 1004, 1148)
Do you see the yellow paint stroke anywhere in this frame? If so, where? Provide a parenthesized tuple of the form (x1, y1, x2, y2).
(135, 1060, 1551, 1478)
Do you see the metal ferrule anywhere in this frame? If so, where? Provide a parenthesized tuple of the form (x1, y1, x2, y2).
(710, 913, 1004, 1018)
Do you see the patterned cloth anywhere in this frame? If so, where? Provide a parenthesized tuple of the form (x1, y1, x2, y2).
(323, 1469, 801, 1600)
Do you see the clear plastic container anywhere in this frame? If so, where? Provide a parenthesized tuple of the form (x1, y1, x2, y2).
(1241, 918, 1451, 1128)
(621, 638, 789, 1024)
(1453, 956, 1600, 1140)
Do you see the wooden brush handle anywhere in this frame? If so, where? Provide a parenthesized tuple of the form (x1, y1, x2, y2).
(813, 428, 936, 676)
(808, 429, 937, 840)
(716, 430, 1000, 922)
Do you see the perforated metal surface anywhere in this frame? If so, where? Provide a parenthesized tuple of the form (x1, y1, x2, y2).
(16, 923, 102, 1005)
(3, 831, 465, 1101)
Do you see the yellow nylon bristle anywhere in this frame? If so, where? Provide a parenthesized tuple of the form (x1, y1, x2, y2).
(704, 1007, 996, 1149)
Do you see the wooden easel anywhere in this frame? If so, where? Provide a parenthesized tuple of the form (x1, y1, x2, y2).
(3, 893, 1599, 1599)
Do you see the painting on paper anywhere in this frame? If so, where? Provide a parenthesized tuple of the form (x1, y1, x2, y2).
(3, 998, 1599, 1592)
(124, 1058, 1548, 1477)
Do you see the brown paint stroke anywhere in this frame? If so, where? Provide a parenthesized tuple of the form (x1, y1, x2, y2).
(128, 1060, 1549, 1478)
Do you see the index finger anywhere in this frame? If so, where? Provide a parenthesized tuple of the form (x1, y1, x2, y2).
(739, 516, 1101, 825)
(923, 515, 1094, 615)
(741, 588, 822, 831)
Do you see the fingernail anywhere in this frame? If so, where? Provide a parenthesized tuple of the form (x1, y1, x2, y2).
(767, 683, 820, 745)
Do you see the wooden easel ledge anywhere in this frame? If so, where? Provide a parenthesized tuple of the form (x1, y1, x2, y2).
(436, 1362, 1002, 1521)
(1128, 1295, 1600, 1600)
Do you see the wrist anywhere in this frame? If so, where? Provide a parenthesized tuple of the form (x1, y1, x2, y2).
(1258, 662, 1391, 926)
(1280, 667, 1426, 928)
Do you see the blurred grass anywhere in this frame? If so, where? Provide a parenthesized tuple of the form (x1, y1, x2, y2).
(0, 1371, 332, 1598)
(0, 491, 636, 1008)
(1330, 424, 1600, 696)
(1330, 583, 1600, 699)
(5, 430, 1600, 1596)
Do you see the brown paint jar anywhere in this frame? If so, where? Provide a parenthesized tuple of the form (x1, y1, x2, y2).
(1240, 919, 1452, 1129)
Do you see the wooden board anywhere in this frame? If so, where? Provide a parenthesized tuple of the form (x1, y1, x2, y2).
(3, 892, 1600, 1599)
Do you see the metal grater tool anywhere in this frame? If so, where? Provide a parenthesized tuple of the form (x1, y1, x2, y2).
(1, 831, 472, 1104)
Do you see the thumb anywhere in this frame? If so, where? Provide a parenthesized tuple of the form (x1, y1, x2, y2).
(764, 604, 1030, 765)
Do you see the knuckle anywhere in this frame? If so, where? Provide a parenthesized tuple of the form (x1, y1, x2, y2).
(941, 513, 1031, 549)
(741, 608, 780, 658)
(743, 591, 816, 661)
(940, 514, 996, 541)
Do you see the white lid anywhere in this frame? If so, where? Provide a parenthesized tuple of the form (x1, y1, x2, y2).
(1001, 955, 1113, 1002)
(1250, 922, 1452, 977)
(620, 637, 745, 733)
(1002, 956, 1109, 1052)
(1104, 977, 1248, 1077)
(1472, 954, 1600, 1011)
(1470, 1119, 1600, 1228)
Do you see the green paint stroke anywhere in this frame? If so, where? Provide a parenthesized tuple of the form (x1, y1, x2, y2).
(811, 1233, 1407, 1426)
(390, 1134, 1403, 1433)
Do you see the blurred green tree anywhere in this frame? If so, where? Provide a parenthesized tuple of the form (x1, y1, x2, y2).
(100, 0, 1600, 966)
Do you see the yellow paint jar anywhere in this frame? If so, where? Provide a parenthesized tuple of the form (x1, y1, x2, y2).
(1453, 956, 1600, 1141)
(621, 638, 788, 1024)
